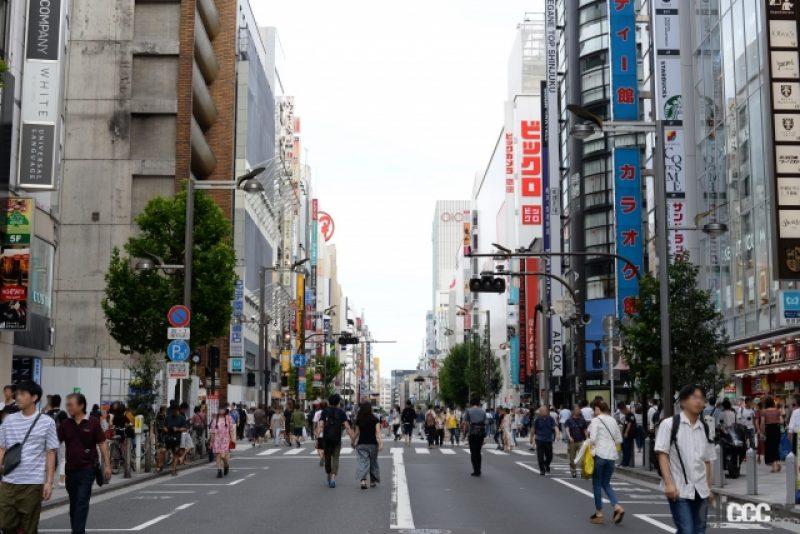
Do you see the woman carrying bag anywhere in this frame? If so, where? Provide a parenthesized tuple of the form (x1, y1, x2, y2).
(586, 400, 625, 525)
(209, 403, 236, 478)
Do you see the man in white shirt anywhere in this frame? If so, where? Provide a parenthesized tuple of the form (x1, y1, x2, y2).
(0, 381, 59, 533)
(655, 384, 716, 534)
(558, 405, 571, 442)
(580, 399, 594, 422)
(786, 394, 800, 453)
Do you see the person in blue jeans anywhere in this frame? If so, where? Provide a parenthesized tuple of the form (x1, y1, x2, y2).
(587, 400, 625, 525)
(656, 384, 716, 534)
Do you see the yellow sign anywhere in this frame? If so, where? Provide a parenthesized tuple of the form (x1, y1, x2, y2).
(134, 415, 143, 434)
(281, 350, 291, 373)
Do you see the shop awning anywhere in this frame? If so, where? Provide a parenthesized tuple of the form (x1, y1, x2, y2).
(732, 360, 800, 378)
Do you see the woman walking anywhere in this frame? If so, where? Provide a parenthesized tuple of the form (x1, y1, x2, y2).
(210, 402, 236, 478)
(446, 409, 459, 446)
(502, 407, 513, 451)
(587, 400, 625, 525)
(760, 396, 783, 472)
(352, 402, 382, 489)
(270, 407, 285, 447)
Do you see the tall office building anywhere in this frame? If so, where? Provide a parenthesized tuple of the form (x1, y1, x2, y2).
(432, 201, 471, 308)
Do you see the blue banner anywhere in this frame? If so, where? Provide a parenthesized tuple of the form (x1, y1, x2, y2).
(509, 286, 520, 385)
(614, 147, 643, 318)
(608, 0, 638, 120)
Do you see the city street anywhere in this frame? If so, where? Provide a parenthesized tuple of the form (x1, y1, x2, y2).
(36, 438, 800, 533)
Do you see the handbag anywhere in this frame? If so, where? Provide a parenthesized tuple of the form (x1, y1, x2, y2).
(94, 462, 105, 487)
(1, 414, 41, 476)
(582, 445, 595, 479)
(598, 417, 622, 453)
(229, 439, 236, 450)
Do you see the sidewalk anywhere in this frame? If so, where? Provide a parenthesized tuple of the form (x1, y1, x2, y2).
(43, 438, 252, 511)
(550, 440, 800, 519)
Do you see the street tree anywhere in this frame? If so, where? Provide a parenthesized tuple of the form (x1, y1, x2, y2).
(619, 257, 727, 398)
(103, 189, 236, 410)
(440, 335, 502, 407)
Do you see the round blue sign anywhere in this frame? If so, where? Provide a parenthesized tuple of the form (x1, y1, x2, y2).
(167, 340, 190, 362)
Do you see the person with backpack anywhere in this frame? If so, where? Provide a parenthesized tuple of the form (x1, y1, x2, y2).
(587, 399, 625, 525)
(318, 394, 353, 488)
(461, 397, 486, 477)
(655, 384, 716, 534)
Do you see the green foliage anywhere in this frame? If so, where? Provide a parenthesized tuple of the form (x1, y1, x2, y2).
(127, 353, 160, 423)
(619, 258, 727, 398)
(439, 335, 502, 407)
(102, 188, 236, 356)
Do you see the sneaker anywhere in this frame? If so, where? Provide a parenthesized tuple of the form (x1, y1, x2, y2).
(470, 472, 481, 477)
(329, 479, 336, 488)
(216, 470, 223, 478)
(224, 465, 229, 476)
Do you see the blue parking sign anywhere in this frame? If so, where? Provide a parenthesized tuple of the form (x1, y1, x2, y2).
(167, 340, 190, 362)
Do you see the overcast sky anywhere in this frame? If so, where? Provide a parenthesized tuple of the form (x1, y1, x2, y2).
(252, 1, 540, 375)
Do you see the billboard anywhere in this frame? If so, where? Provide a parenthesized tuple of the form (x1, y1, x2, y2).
(614, 148, 644, 318)
(608, 0, 639, 120)
(765, 0, 800, 279)
(19, 0, 66, 190)
(516, 96, 544, 246)
(0, 199, 33, 330)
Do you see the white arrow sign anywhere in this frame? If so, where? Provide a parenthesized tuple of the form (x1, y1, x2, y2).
(168, 327, 190, 340)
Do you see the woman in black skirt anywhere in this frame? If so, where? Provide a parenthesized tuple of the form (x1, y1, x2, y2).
(760, 397, 783, 472)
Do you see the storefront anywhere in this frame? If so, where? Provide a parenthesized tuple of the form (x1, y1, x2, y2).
(732, 337, 800, 406)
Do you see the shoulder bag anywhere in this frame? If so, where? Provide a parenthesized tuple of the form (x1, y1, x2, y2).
(2, 413, 42, 476)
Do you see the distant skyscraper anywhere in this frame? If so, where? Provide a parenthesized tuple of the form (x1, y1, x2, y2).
(432, 201, 471, 309)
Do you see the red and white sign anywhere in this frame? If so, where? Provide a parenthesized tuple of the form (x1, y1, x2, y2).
(516, 96, 544, 245)
(319, 211, 335, 242)
(505, 131, 514, 194)
(312, 199, 318, 221)
(167, 305, 191, 328)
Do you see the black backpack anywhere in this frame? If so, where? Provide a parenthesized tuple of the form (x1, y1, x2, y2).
(322, 408, 343, 443)
(655, 414, 712, 484)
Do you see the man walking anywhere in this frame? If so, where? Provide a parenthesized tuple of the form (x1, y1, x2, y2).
(656, 384, 716, 534)
(533, 405, 559, 475)
(58, 393, 112, 534)
(400, 401, 416, 447)
(462, 398, 486, 477)
(620, 403, 636, 467)
(0, 380, 59, 533)
(0, 384, 17, 424)
(319, 394, 352, 488)
(565, 407, 588, 478)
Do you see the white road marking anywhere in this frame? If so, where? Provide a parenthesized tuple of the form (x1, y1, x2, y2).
(340, 447, 353, 455)
(390, 448, 414, 530)
(486, 449, 508, 455)
(515, 462, 608, 503)
(40, 502, 196, 532)
(140, 491, 195, 494)
(285, 447, 305, 455)
(257, 448, 280, 455)
(633, 514, 676, 533)
(512, 450, 534, 456)
(415, 448, 430, 455)
(462, 449, 470, 454)
(166, 473, 254, 487)
(440, 448, 456, 455)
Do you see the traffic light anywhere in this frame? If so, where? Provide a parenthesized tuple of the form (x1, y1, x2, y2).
(469, 276, 506, 294)
(208, 346, 220, 369)
(592, 344, 603, 370)
(338, 333, 360, 346)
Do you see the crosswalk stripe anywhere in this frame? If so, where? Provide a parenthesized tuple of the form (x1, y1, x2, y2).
(340, 447, 353, 455)
(486, 449, 508, 455)
(512, 450, 534, 456)
(440, 448, 456, 455)
(462, 449, 470, 454)
(285, 447, 305, 455)
(309, 449, 319, 455)
(257, 448, 279, 456)
(415, 448, 430, 455)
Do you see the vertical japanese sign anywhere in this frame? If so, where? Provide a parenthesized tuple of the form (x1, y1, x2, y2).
(311, 199, 318, 267)
(0, 199, 33, 329)
(518, 260, 528, 386)
(614, 148, 644, 318)
(608, 0, 639, 120)
(19, 0, 66, 190)
(504, 103, 516, 250)
(516, 97, 544, 246)
(764, 0, 800, 279)
(229, 279, 244, 358)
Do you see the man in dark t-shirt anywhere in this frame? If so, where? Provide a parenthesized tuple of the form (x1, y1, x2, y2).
(318, 394, 352, 488)
(564, 407, 588, 477)
(620, 403, 636, 467)
(400, 401, 416, 447)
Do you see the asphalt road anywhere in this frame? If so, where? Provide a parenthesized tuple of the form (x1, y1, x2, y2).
(36, 436, 800, 533)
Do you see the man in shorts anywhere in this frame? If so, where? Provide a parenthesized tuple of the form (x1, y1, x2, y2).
(401, 401, 416, 447)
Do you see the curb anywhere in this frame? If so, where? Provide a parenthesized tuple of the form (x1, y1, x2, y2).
(555, 451, 800, 520)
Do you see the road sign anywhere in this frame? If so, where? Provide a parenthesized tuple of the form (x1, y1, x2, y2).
(779, 290, 800, 326)
(167, 305, 191, 328)
(292, 354, 306, 367)
(167, 361, 189, 379)
(167, 340, 190, 362)
(167, 327, 190, 340)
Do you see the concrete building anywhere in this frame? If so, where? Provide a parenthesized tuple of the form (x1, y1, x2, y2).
(54, 0, 239, 399)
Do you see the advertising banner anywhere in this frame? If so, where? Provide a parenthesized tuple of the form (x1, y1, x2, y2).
(19, 0, 66, 190)
(608, 0, 639, 120)
(311, 199, 318, 267)
(0, 199, 33, 330)
(765, 0, 800, 279)
(516, 96, 544, 246)
(614, 148, 644, 318)
(229, 279, 244, 357)
(518, 260, 528, 385)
